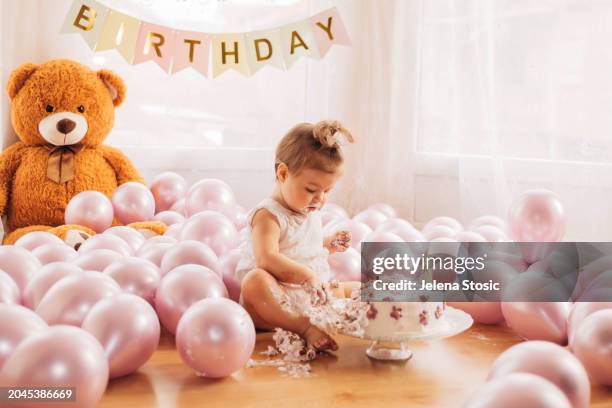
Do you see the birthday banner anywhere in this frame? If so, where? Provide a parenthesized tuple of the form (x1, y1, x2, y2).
(60, 0, 351, 78)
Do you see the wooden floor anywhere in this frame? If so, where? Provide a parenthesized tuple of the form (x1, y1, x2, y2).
(98, 324, 612, 408)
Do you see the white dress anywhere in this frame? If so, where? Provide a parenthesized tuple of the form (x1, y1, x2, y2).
(235, 198, 330, 283)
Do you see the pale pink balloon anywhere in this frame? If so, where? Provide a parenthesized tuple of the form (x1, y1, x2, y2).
(153, 210, 185, 227)
(488, 340, 590, 408)
(509, 189, 566, 242)
(518, 242, 555, 265)
(572, 255, 612, 301)
(180, 211, 238, 257)
(464, 373, 572, 408)
(160, 240, 219, 276)
(503, 262, 572, 301)
(573, 310, 612, 385)
(468, 215, 508, 232)
(176, 297, 255, 378)
(149, 171, 187, 213)
(218, 249, 241, 302)
(139, 235, 178, 251)
(328, 247, 361, 281)
(103, 226, 146, 253)
(361, 231, 404, 243)
(324, 220, 373, 250)
(219, 205, 247, 230)
(36, 271, 121, 326)
(321, 212, 344, 226)
(486, 250, 529, 272)
(184, 178, 236, 217)
(321, 202, 349, 218)
(447, 302, 504, 325)
(14, 231, 64, 251)
(103, 257, 161, 305)
(501, 302, 570, 344)
(64, 190, 114, 233)
(352, 209, 389, 230)
(31, 243, 78, 265)
(0, 325, 108, 408)
(568, 302, 612, 347)
(136, 242, 175, 267)
(78, 233, 132, 257)
(367, 203, 397, 218)
(111, 181, 156, 224)
(0, 245, 42, 292)
(422, 224, 456, 241)
(423, 216, 463, 234)
(155, 264, 228, 334)
(0, 270, 20, 305)
(82, 293, 160, 379)
(376, 217, 415, 232)
(22, 262, 82, 310)
(72, 249, 124, 272)
(454, 231, 487, 243)
(473, 225, 509, 242)
(164, 222, 184, 239)
(170, 198, 186, 215)
(0, 304, 48, 370)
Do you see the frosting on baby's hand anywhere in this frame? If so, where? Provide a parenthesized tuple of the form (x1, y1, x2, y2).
(330, 230, 351, 252)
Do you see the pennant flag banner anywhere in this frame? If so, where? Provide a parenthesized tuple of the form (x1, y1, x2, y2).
(61, 0, 351, 78)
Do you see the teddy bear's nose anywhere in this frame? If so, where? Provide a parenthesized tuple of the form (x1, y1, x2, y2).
(56, 118, 76, 134)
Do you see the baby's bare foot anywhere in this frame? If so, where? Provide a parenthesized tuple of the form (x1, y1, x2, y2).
(303, 325, 338, 351)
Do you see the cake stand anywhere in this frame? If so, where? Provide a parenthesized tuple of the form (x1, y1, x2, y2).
(342, 306, 473, 361)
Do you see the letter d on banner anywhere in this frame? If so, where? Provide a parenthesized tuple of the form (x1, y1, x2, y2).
(60, 0, 110, 49)
(245, 29, 285, 74)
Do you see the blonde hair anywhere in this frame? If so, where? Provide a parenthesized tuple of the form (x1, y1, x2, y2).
(275, 120, 354, 175)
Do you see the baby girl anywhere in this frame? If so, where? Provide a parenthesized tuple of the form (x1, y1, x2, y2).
(236, 120, 359, 352)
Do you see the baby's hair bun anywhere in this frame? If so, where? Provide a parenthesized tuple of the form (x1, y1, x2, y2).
(312, 120, 355, 149)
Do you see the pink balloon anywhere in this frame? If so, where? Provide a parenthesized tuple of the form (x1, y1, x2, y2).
(367, 203, 397, 218)
(361, 231, 403, 243)
(376, 217, 416, 232)
(31, 243, 78, 265)
(219, 204, 247, 230)
(573, 310, 612, 385)
(72, 249, 124, 272)
(572, 256, 612, 301)
(218, 249, 241, 303)
(164, 222, 184, 239)
(170, 198, 186, 215)
(488, 341, 590, 408)
(136, 243, 175, 267)
(160, 240, 219, 276)
(472, 225, 509, 242)
(454, 231, 487, 243)
(468, 215, 508, 232)
(568, 302, 612, 347)
(0, 245, 42, 293)
(78, 233, 132, 257)
(180, 211, 238, 257)
(509, 189, 566, 242)
(352, 209, 389, 230)
(448, 302, 504, 325)
(14, 231, 64, 251)
(155, 264, 227, 334)
(111, 181, 156, 224)
(328, 247, 361, 281)
(103, 257, 161, 305)
(149, 171, 187, 213)
(321, 211, 344, 227)
(64, 190, 114, 233)
(139, 235, 178, 250)
(501, 302, 570, 344)
(321, 203, 349, 218)
(103, 226, 146, 253)
(0, 325, 108, 408)
(324, 220, 373, 250)
(82, 293, 160, 379)
(176, 298, 255, 378)
(0, 304, 48, 370)
(22, 262, 82, 310)
(464, 373, 572, 408)
(184, 178, 236, 217)
(486, 250, 529, 272)
(36, 271, 121, 326)
(0, 271, 20, 305)
(153, 210, 185, 227)
(422, 224, 456, 241)
(423, 216, 463, 234)
(518, 242, 555, 265)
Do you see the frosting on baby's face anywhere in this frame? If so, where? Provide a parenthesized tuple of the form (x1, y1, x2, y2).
(276, 165, 343, 215)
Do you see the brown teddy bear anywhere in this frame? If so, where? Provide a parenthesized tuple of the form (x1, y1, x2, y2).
(0, 59, 166, 245)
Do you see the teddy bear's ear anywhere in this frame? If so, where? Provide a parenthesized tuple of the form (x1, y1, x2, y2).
(97, 69, 126, 107)
(7, 63, 38, 100)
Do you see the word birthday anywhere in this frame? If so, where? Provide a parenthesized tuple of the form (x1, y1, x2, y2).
(372, 253, 486, 275)
(61, 0, 351, 77)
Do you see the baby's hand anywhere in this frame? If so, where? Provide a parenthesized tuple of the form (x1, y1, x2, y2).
(329, 230, 351, 252)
